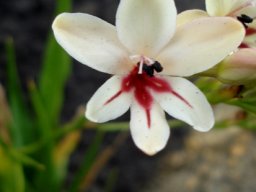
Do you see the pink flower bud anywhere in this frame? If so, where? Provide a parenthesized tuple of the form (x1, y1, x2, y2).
(217, 48, 256, 85)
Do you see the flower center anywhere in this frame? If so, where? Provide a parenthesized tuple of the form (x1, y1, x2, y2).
(104, 63, 191, 128)
(129, 55, 163, 77)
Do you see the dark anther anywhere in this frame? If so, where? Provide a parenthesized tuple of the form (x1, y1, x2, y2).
(152, 61, 163, 72)
(143, 64, 154, 77)
(137, 61, 164, 77)
(237, 14, 254, 28)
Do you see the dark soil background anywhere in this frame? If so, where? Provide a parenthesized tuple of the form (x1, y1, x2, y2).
(6, 0, 256, 192)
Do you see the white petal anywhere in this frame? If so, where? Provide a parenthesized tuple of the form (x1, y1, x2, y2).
(152, 77, 214, 132)
(177, 10, 209, 27)
(52, 13, 132, 75)
(157, 17, 245, 77)
(206, 0, 234, 16)
(86, 76, 132, 123)
(241, 4, 256, 17)
(130, 100, 170, 155)
(116, 0, 177, 57)
(206, 0, 252, 16)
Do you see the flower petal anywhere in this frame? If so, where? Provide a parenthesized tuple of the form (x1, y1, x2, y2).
(86, 76, 132, 123)
(206, 0, 252, 16)
(157, 17, 245, 77)
(130, 100, 170, 155)
(152, 77, 214, 132)
(205, 0, 233, 16)
(177, 10, 209, 27)
(116, 0, 177, 57)
(52, 13, 132, 75)
(241, 4, 256, 18)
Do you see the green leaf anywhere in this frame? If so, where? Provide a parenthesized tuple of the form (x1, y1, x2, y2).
(228, 99, 256, 114)
(5, 37, 34, 147)
(69, 131, 104, 192)
(38, 0, 72, 127)
(32, 0, 73, 190)
(0, 146, 25, 192)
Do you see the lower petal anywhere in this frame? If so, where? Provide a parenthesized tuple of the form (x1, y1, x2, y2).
(152, 77, 214, 132)
(130, 100, 170, 156)
(86, 76, 132, 123)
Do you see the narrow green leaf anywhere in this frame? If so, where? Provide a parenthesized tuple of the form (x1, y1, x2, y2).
(38, 0, 72, 127)
(69, 131, 104, 192)
(27, 81, 56, 191)
(0, 146, 25, 192)
(5, 37, 34, 147)
(32, 0, 73, 190)
(227, 99, 256, 114)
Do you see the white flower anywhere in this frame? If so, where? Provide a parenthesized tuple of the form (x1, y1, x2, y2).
(206, 0, 256, 17)
(206, 0, 256, 48)
(178, 0, 256, 84)
(52, 0, 244, 155)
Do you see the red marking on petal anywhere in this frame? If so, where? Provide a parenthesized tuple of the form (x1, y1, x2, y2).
(246, 28, 256, 36)
(104, 90, 122, 105)
(239, 28, 256, 48)
(170, 90, 193, 108)
(103, 66, 192, 129)
(239, 43, 250, 48)
(146, 109, 151, 128)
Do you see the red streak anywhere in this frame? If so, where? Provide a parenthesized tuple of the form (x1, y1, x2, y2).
(104, 66, 192, 128)
(239, 27, 256, 48)
(104, 90, 122, 105)
(146, 109, 151, 128)
(239, 43, 250, 48)
(246, 28, 256, 36)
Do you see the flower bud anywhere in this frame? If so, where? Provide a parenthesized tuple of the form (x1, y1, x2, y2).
(214, 48, 256, 85)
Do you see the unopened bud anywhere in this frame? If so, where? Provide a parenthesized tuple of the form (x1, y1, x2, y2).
(213, 48, 256, 85)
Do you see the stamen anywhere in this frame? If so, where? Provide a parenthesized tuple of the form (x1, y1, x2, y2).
(143, 64, 154, 77)
(237, 14, 254, 28)
(143, 61, 164, 77)
(129, 55, 164, 76)
(152, 61, 163, 72)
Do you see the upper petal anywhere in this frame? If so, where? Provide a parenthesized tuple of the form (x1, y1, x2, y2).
(206, 0, 235, 16)
(86, 75, 132, 123)
(52, 13, 132, 75)
(177, 10, 209, 27)
(116, 0, 177, 57)
(152, 76, 214, 132)
(157, 17, 245, 77)
(130, 100, 170, 155)
(206, 0, 252, 16)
